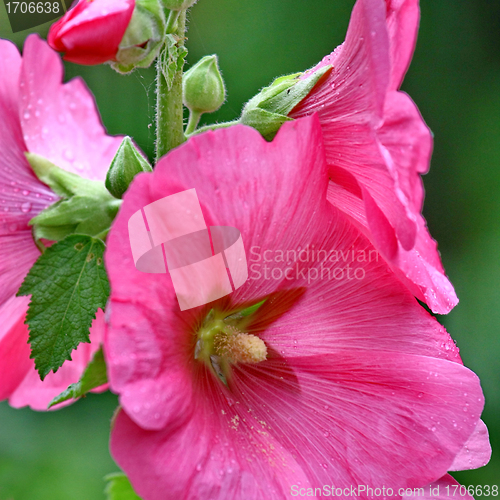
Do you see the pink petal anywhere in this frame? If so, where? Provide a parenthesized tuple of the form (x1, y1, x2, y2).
(8, 310, 107, 410)
(402, 474, 474, 500)
(449, 419, 492, 471)
(0, 297, 31, 400)
(291, 0, 418, 257)
(377, 91, 431, 217)
(111, 352, 483, 498)
(384, 0, 420, 90)
(20, 35, 122, 180)
(291, 1, 456, 314)
(0, 39, 53, 305)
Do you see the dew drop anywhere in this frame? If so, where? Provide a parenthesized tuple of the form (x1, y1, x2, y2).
(63, 149, 74, 161)
(23, 111, 30, 120)
(21, 202, 32, 213)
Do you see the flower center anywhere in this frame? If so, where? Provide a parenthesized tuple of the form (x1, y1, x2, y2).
(195, 308, 267, 384)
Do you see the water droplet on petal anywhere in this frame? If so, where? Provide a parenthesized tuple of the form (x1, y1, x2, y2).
(63, 149, 74, 161)
(21, 202, 32, 213)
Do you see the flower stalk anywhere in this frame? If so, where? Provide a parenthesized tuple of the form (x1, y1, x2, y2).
(155, 10, 187, 162)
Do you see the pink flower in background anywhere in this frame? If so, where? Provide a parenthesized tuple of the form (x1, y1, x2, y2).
(105, 116, 489, 499)
(48, 0, 135, 65)
(291, 0, 457, 314)
(0, 35, 122, 409)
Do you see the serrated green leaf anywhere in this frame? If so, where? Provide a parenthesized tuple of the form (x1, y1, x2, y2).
(17, 235, 110, 380)
(48, 346, 108, 408)
(105, 473, 142, 500)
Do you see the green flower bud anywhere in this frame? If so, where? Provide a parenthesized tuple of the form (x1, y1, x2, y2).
(161, 0, 198, 11)
(239, 65, 332, 140)
(105, 137, 153, 199)
(183, 55, 226, 115)
(112, 0, 166, 74)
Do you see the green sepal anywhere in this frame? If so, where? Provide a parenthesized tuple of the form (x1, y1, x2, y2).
(26, 152, 85, 198)
(26, 153, 122, 242)
(239, 108, 293, 141)
(105, 137, 152, 199)
(17, 235, 110, 380)
(105, 473, 142, 500)
(48, 346, 108, 408)
(224, 298, 267, 321)
(112, 0, 166, 74)
(239, 65, 332, 140)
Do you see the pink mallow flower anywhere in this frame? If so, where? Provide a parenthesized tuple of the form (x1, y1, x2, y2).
(0, 35, 122, 409)
(105, 116, 489, 499)
(290, 0, 457, 314)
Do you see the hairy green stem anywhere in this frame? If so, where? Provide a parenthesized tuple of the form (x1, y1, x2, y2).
(165, 9, 181, 33)
(155, 11, 186, 163)
(185, 110, 202, 135)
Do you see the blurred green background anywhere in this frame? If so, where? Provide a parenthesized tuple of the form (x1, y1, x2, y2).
(0, 0, 498, 498)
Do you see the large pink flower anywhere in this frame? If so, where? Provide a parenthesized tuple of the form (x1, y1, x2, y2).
(0, 35, 122, 410)
(105, 116, 488, 499)
(290, 0, 457, 314)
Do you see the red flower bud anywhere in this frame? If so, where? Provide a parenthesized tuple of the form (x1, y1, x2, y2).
(48, 0, 135, 65)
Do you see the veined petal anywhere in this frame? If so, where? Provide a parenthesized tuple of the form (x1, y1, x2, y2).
(20, 35, 123, 180)
(111, 352, 483, 498)
(8, 310, 107, 410)
(402, 474, 475, 500)
(0, 297, 31, 400)
(384, 0, 420, 90)
(449, 419, 491, 471)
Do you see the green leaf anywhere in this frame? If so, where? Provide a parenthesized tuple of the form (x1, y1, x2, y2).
(48, 346, 108, 408)
(17, 235, 110, 380)
(105, 473, 142, 500)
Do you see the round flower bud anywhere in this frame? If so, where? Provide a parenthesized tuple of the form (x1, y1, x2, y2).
(183, 55, 226, 115)
(48, 0, 135, 65)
